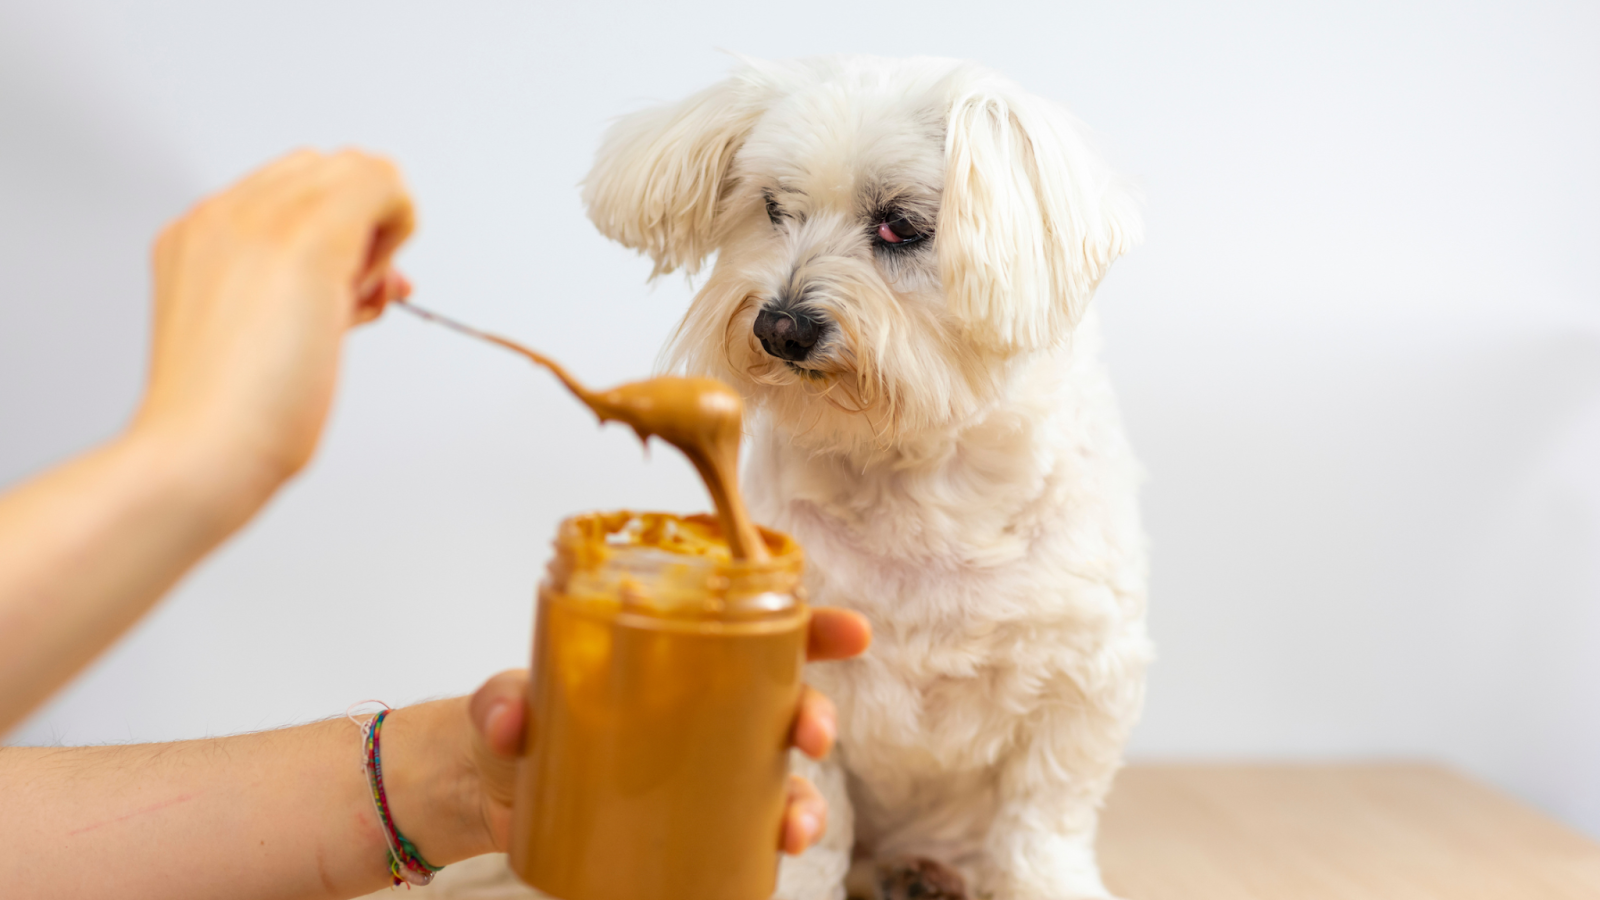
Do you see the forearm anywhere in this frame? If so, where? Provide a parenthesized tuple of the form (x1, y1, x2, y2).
(0, 426, 278, 734)
(0, 698, 489, 900)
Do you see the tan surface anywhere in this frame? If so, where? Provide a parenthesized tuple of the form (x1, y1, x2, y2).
(1099, 763, 1600, 900)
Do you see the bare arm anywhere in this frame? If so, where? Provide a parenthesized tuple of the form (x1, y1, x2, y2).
(0, 150, 415, 733)
(0, 429, 277, 735)
(0, 611, 870, 900)
(1, 698, 478, 900)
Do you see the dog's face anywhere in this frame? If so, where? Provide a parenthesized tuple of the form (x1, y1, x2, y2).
(584, 57, 1139, 458)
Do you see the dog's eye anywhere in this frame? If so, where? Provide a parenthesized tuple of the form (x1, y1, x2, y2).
(874, 214, 928, 246)
(764, 191, 783, 226)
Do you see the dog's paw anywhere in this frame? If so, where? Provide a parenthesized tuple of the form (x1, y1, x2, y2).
(877, 857, 969, 900)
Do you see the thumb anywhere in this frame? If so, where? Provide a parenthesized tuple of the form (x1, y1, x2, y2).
(469, 669, 530, 758)
(354, 268, 411, 325)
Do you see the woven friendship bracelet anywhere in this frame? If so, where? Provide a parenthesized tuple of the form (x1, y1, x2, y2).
(350, 703, 444, 888)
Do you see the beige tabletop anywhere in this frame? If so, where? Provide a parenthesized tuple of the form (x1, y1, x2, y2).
(1099, 763, 1600, 900)
(366, 763, 1600, 900)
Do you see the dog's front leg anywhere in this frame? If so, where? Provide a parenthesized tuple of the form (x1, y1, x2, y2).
(774, 750, 855, 900)
(977, 695, 1133, 900)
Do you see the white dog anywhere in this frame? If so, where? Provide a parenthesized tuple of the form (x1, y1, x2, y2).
(406, 55, 1150, 900)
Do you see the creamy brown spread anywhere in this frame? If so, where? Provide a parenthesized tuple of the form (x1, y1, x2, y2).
(399, 303, 803, 900)
(513, 511, 806, 900)
(397, 302, 767, 561)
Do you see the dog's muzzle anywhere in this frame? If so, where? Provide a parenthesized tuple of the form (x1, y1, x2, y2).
(753, 305, 826, 362)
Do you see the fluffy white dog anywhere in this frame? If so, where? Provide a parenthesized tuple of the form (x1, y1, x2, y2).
(587, 54, 1151, 900)
(408, 55, 1151, 900)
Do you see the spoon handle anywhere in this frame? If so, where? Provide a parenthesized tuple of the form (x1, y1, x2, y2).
(392, 300, 594, 402)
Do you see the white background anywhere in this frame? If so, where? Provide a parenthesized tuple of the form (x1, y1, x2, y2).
(4, 1, 1598, 836)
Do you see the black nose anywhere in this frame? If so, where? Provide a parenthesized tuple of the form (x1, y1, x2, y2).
(753, 306, 825, 362)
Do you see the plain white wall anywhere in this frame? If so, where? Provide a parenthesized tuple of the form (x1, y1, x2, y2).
(4, 0, 1598, 835)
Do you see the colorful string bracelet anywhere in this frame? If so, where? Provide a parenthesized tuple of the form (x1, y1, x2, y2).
(348, 702, 444, 888)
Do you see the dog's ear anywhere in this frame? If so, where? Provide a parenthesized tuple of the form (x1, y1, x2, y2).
(939, 83, 1141, 350)
(582, 68, 775, 278)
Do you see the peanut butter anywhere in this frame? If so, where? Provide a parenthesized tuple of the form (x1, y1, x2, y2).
(395, 302, 802, 900)
(510, 512, 807, 900)
(395, 302, 766, 561)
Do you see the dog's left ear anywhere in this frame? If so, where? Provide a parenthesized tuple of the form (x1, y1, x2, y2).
(939, 83, 1142, 350)
(583, 65, 778, 278)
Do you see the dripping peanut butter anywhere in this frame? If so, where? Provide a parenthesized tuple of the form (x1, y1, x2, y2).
(395, 302, 802, 900)
(397, 301, 766, 560)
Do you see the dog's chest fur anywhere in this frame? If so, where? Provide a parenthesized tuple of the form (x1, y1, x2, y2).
(742, 317, 1150, 853)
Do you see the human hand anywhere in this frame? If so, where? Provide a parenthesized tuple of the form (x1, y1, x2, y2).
(132, 149, 415, 501)
(465, 607, 872, 856)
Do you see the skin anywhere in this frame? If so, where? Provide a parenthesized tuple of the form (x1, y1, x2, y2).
(0, 150, 872, 900)
(0, 149, 415, 732)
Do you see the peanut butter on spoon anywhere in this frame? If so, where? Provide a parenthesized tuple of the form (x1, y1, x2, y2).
(395, 301, 767, 562)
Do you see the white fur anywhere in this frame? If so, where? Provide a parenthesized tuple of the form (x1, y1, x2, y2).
(403, 55, 1150, 900)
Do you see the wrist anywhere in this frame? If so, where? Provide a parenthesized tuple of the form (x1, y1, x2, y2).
(116, 416, 290, 536)
(378, 698, 496, 867)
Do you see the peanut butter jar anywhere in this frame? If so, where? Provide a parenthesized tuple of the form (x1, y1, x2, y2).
(510, 511, 810, 900)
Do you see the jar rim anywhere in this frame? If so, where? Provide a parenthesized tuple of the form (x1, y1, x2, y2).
(553, 510, 803, 575)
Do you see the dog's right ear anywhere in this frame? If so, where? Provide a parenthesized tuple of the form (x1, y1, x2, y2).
(940, 76, 1142, 351)
(582, 70, 774, 278)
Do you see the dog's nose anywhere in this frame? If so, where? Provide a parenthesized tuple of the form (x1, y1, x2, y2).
(753, 306, 825, 362)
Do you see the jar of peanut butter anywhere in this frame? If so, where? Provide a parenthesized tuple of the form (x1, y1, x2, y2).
(509, 511, 810, 900)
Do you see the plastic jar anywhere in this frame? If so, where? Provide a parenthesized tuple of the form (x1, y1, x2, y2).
(509, 511, 809, 900)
